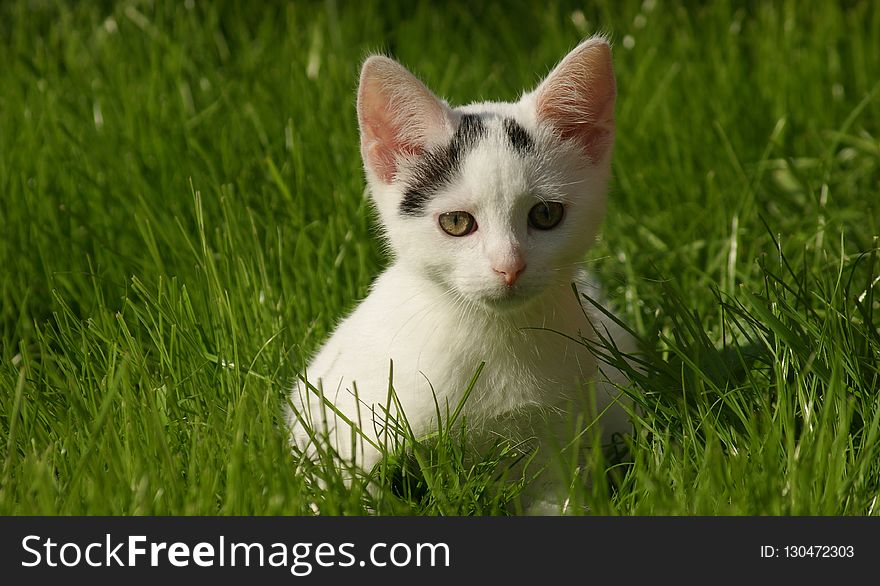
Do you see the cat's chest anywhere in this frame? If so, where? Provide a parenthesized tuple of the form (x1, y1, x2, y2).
(385, 292, 596, 417)
(311, 267, 600, 423)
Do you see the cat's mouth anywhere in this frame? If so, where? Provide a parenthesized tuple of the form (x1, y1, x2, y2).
(442, 274, 546, 312)
(473, 283, 539, 311)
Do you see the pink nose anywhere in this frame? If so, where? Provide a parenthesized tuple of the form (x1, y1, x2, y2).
(493, 259, 526, 286)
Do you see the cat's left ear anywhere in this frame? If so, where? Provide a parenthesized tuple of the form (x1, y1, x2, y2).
(533, 37, 616, 163)
(357, 56, 451, 184)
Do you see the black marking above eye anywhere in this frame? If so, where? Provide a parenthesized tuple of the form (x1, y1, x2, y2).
(528, 201, 564, 230)
(400, 114, 486, 217)
(503, 118, 535, 154)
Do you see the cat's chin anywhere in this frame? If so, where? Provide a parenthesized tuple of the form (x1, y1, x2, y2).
(470, 287, 542, 313)
(480, 296, 532, 313)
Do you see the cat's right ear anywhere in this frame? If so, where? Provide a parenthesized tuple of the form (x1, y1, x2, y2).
(357, 56, 451, 184)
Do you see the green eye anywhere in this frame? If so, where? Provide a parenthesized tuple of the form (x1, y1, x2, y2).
(439, 211, 477, 237)
(528, 201, 565, 230)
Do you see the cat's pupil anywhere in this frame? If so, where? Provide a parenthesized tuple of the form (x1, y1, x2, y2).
(528, 201, 564, 230)
(439, 211, 476, 237)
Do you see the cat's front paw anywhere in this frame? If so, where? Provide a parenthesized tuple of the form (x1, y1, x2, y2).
(524, 494, 590, 516)
(525, 499, 563, 516)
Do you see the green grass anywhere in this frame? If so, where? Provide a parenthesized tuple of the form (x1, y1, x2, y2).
(1, 0, 878, 515)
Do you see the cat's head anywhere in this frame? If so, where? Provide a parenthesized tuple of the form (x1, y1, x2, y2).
(357, 37, 616, 310)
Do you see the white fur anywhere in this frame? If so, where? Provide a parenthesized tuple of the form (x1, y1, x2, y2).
(287, 37, 634, 512)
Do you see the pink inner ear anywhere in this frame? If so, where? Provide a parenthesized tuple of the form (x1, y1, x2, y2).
(360, 95, 427, 184)
(536, 40, 617, 162)
(357, 57, 446, 184)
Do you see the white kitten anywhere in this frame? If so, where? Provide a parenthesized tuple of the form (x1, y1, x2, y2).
(287, 37, 635, 512)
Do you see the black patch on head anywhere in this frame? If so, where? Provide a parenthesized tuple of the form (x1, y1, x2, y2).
(399, 113, 486, 216)
(503, 118, 535, 155)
